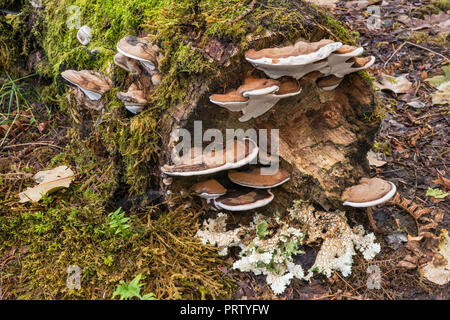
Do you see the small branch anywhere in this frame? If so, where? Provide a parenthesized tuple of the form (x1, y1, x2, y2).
(384, 41, 449, 67)
(229, 0, 257, 24)
(1, 141, 63, 150)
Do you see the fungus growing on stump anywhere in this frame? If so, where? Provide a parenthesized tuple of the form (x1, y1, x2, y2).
(117, 35, 161, 73)
(117, 82, 147, 114)
(161, 138, 259, 176)
(77, 25, 92, 46)
(114, 52, 142, 75)
(244, 39, 342, 79)
(209, 77, 302, 122)
(190, 179, 227, 203)
(342, 177, 397, 233)
(214, 189, 274, 211)
(228, 167, 290, 189)
(61, 70, 111, 101)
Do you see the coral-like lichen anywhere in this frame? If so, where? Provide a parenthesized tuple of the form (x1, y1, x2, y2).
(197, 200, 380, 295)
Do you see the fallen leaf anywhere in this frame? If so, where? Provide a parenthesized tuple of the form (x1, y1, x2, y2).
(18, 166, 75, 203)
(374, 74, 413, 94)
(398, 12, 450, 33)
(367, 151, 387, 167)
(432, 176, 450, 191)
(425, 65, 450, 87)
(430, 82, 450, 105)
(421, 230, 450, 285)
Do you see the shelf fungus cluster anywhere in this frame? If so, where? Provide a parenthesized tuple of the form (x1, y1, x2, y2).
(244, 39, 375, 91)
(62, 34, 164, 114)
(161, 138, 290, 211)
(208, 39, 374, 122)
(209, 77, 302, 122)
(114, 35, 163, 114)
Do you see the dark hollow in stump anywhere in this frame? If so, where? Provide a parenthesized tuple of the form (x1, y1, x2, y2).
(158, 1, 379, 213)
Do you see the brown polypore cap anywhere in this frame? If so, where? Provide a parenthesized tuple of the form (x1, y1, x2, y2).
(117, 35, 158, 62)
(117, 83, 147, 105)
(190, 179, 227, 195)
(114, 52, 141, 74)
(61, 70, 111, 94)
(162, 139, 253, 173)
(335, 45, 358, 54)
(210, 90, 249, 103)
(317, 75, 343, 88)
(215, 189, 273, 208)
(342, 177, 393, 203)
(237, 77, 280, 95)
(347, 57, 371, 68)
(276, 78, 301, 95)
(228, 167, 290, 188)
(245, 39, 335, 60)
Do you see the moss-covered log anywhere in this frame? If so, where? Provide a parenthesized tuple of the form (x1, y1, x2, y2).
(19, 0, 379, 210)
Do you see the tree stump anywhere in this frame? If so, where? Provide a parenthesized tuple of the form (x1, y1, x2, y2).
(157, 1, 378, 212)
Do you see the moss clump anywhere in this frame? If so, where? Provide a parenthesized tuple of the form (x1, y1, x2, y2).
(0, 2, 42, 75)
(0, 194, 234, 299)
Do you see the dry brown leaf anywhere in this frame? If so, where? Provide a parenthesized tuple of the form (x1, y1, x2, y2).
(433, 176, 450, 191)
(18, 166, 75, 203)
(367, 151, 387, 167)
(398, 12, 450, 32)
(420, 230, 450, 285)
(374, 74, 413, 94)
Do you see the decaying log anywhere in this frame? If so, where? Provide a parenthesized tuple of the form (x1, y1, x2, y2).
(157, 1, 379, 212)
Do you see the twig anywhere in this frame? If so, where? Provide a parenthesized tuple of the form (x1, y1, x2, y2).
(1, 141, 63, 150)
(384, 41, 406, 67)
(384, 41, 449, 67)
(404, 41, 449, 62)
(229, 0, 257, 24)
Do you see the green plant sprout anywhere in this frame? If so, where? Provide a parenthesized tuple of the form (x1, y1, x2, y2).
(112, 274, 157, 300)
(107, 207, 131, 237)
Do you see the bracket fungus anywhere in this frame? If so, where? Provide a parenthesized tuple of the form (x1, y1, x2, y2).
(190, 179, 227, 202)
(342, 177, 397, 233)
(244, 39, 375, 92)
(77, 25, 92, 46)
(61, 70, 111, 101)
(245, 39, 342, 79)
(214, 188, 274, 211)
(328, 56, 375, 78)
(161, 138, 259, 176)
(117, 35, 160, 73)
(209, 77, 301, 122)
(117, 83, 147, 114)
(316, 75, 344, 91)
(114, 52, 142, 75)
(228, 167, 290, 189)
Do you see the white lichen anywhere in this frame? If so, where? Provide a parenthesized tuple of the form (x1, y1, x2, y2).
(196, 201, 381, 295)
(195, 212, 241, 256)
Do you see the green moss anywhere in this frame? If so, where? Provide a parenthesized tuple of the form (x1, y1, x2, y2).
(0, 3, 41, 75)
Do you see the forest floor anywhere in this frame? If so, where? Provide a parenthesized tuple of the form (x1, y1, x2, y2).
(0, 0, 448, 300)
